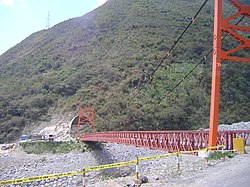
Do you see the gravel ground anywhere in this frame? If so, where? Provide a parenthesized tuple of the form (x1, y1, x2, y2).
(0, 142, 219, 185)
(218, 121, 250, 131)
(88, 153, 250, 187)
(0, 142, 246, 187)
(0, 121, 249, 186)
(0, 143, 168, 185)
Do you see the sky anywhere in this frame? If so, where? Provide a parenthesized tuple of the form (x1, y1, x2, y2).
(0, 0, 108, 55)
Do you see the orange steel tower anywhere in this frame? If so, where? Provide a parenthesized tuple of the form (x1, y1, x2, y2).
(209, 0, 250, 147)
(76, 108, 96, 140)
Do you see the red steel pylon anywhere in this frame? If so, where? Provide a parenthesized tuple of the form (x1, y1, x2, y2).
(209, 0, 250, 147)
(76, 108, 96, 140)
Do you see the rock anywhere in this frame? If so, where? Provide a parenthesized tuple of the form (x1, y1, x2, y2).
(218, 122, 250, 131)
(63, 181, 68, 185)
(32, 181, 39, 186)
(125, 184, 136, 187)
(39, 180, 45, 185)
(45, 179, 51, 183)
(72, 176, 78, 180)
(154, 176, 160, 180)
(125, 184, 132, 187)
(140, 176, 148, 183)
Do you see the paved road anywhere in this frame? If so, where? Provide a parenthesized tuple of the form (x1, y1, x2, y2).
(183, 153, 250, 187)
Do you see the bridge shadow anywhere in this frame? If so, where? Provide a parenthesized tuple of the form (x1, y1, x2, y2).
(86, 142, 132, 177)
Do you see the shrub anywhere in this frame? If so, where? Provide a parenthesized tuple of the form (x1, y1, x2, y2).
(209, 151, 235, 160)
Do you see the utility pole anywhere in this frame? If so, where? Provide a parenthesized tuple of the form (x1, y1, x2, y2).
(46, 11, 50, 29)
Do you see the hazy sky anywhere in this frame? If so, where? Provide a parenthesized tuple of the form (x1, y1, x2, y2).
(0, 0, 108, 55)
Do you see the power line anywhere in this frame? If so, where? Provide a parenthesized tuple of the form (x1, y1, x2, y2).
(145, 55, 208, 113)
(144, 15, 246, 113)
(127, 0, 209, 106)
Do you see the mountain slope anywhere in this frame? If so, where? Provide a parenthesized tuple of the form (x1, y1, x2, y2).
(0, 0, 249, 143)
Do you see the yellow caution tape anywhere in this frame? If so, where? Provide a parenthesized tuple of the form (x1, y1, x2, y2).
(0, 171, 82, 186)
(139, 152, 176, 161)
(0, 145, 224, 186)
(85, 160, 136, 171)
(210, 145, 224, 149)
(180, 145, 224, 154)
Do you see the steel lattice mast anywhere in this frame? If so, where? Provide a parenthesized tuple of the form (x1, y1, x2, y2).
(209, 0, 250, 147)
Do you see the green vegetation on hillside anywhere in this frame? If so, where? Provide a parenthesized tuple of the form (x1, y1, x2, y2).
(0, 0, 249, 143)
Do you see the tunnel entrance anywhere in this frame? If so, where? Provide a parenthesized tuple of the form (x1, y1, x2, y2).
(70, 116, 94, 140)
(70, 116, 78, 139)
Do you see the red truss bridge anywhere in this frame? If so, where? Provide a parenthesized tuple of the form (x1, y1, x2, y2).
(80, 130, 250, 152)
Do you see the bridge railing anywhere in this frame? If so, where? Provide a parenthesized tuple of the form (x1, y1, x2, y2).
(80, 130, 250, 152)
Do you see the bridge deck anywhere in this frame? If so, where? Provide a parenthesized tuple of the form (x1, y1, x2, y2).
(80, 130, 250, 152)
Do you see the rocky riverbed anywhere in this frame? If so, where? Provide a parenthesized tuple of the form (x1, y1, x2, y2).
(0, 121, 249, 187)
(0, 142, 219, 187)
(0, 142, 169, 186)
